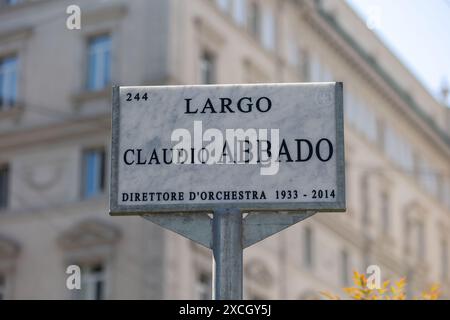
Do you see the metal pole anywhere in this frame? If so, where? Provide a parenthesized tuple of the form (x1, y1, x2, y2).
(212, 208, 243, 300)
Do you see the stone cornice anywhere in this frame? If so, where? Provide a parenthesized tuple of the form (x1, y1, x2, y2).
(82, 3, 128, 26)
(0, 0, 55, 16)
(0, 114, 110, 152)
(57, 218, 121, 251)
(0, 26, 33, 45)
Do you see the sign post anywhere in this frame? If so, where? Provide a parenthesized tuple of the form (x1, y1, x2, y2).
(212, 208, 242, 300)
(110, 82, 345, 300)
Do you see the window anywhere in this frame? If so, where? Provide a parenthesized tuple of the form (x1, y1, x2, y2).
(0, 165, 9, 210)
(248, 2, 260, 38)
(344, 90, 354, 121)
(442, 239, 448, 282)
(405, 215, 426, 262)
(87, 35, 111, 91)
(443, 181, 450, 210)
(416, 221, 425, 261)
(301, 49, 310, 81)
(303, 226, 314, 268)
(357, 102, 377, 142)
(82, 149, 105, 199)
(74, 264, 106, 300)
(416, 157, 438, 197)
(288, 44, 311, 81)
(215, 0, 247, 26)
(287, 38, 299, 67)
(216, 0, 231, 12)
(4, 0, 22, 6)
(0, 55, 18, 110)
(384, 126, 414, 173)
(195, 271, 211, 300)
(0, 274, 5, 300)
(310, 55, 322, 82)
(199, 50, 216, 84)
(310, 55, 334, 82)
(232, 0, 247, 26)
(380, 192, 390, 235)
(345, 91, 379, 143)
(58, 220, 119, 300)
(403, 211, 411, 254)
(360, 174, 370, 225)
(322, 65, 334, 82)
(340, 249, 350, 286)
(261, 7, 275, 50)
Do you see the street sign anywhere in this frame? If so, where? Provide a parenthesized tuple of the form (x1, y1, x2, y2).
(110, 83, 345, 215)
(110, 82, 346, 300)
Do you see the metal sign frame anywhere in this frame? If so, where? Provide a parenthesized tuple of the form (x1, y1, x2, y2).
(109, 83, 346, 216)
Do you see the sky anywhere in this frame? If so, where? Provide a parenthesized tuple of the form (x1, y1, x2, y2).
(346, 0, 450, 105)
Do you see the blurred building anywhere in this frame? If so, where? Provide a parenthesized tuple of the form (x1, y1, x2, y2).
(0, 0, 449, 299)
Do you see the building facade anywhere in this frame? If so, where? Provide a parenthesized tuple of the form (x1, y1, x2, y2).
(0, 0, 449, 299)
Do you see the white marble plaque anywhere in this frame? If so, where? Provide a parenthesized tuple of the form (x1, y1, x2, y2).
(110, 83, 345, 215)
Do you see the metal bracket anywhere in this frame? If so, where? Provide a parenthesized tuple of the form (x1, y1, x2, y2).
(142, 210, 316, 249)
(242, 211, 316, 248)
(143, 212, 212, 248)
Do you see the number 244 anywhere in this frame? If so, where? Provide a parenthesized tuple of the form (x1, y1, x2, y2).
(126, 92, 148, 102)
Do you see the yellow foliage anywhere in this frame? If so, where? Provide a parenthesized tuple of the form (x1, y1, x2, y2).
(420, 284, 440, 300)
(320, 270, 441, 300)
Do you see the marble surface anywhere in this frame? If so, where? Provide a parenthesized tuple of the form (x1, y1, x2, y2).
(111, 83, 345, 213)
